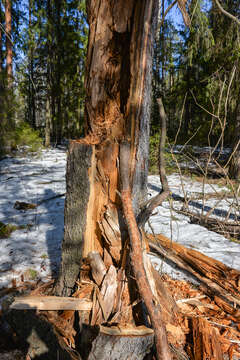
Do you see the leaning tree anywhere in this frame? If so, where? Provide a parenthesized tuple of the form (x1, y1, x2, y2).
(54, 1, 189, 359)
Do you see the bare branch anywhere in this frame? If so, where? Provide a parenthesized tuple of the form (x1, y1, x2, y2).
(157, 0, 178, 32)
(214, 0, 240, 26)
(177, 0, 191, 26)
(0, 22, 14, 45)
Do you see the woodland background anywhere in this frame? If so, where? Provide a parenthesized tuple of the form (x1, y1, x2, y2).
(0, 0, 239, 178)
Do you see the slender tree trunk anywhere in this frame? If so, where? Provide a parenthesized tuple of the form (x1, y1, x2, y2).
(161, 0, 165, 90)
(28, 0, 36, 129)
(0, 13, 2, 72)
(229, 102, 240, 179)
(45, 0, 52, 147)
(45, 96, 51, 147)
(56, 0, 63, 144)
(0, 10, 3, 90)
(5, 0, 12, 87)
(0, 13, 3, 148)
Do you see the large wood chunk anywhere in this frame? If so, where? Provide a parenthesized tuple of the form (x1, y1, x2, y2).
(10, 296, 92, 311)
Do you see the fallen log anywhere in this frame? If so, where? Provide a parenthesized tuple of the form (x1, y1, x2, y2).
(174, 207, 240, 239)
(148, 233, 240, 320)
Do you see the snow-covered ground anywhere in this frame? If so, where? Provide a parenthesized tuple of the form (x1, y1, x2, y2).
(146, 174, 240, 281)
(0, 149, 66, 289)
(0, 148, 239, 290)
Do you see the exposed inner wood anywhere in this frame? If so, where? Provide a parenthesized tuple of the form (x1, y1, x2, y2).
(192, 317, 224, 360)
(10, 296, 92, 311)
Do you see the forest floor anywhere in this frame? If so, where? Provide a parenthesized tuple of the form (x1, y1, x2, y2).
(0, 146, 240, 359)
(0, 146, 239, 291)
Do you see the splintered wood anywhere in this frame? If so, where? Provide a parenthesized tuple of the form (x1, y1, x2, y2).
(10, 232, 240, 359)
(148, 233, 240, 359)
(192, 318, 224, 360)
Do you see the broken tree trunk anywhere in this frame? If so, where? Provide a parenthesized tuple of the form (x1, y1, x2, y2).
(55, 0, 158, 297)
(54, 1, 176, 359)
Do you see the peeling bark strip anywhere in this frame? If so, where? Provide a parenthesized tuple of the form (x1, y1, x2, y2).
(120, 142, 172, 360)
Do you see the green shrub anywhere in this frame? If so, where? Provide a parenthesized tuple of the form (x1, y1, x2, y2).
(0, 221, 31, 238)
(0, 221, 18, 238)
(14, 123, 43, 153)
(27, 268, 38, 280)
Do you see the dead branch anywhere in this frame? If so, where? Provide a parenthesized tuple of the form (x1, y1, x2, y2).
(174, 207, 240, 239)
(177, 0, 191, 26)
(120, 142, 172, 360)
(38, 193, 66, 205)
(157, 0, 178, 32)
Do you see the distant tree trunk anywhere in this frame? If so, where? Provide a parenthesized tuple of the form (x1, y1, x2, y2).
(184, 67, 191, 138)
(28, 0, 36, 129)
(5, 0, 12, 87)
(0, 10, 3, 89)
(45, 0, 52, 147)
(45, 96, 51, 147)
(0, 12, 3, 143)
(229, 102, 240, 179)
(0, 13, 2, 73)
(56, 0, 63, 144)
(161, 0, 165, 91)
